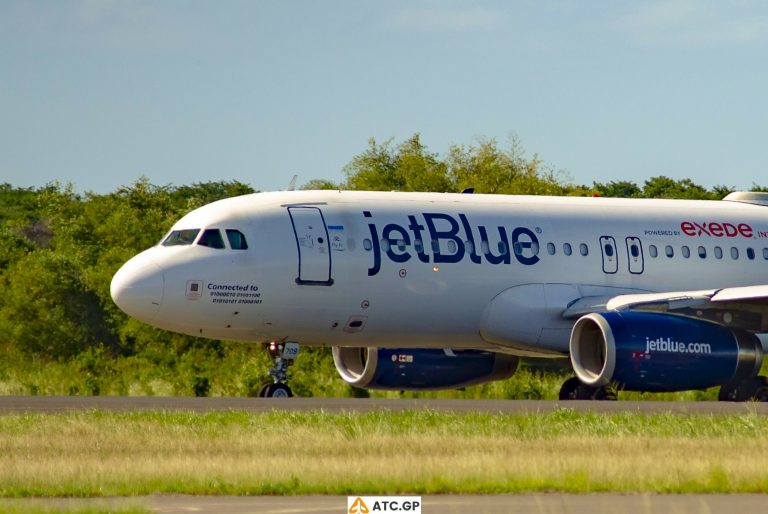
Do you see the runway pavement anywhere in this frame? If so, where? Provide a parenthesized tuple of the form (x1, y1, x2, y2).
(2, 494, 768, 514)
(1, 395, 768, 414)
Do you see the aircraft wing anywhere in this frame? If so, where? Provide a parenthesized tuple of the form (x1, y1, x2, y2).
(589, 286, 768, 332)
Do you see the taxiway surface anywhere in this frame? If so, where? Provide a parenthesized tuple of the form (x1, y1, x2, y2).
(2, 493, 768, 514)
(1, 395, 767, 414)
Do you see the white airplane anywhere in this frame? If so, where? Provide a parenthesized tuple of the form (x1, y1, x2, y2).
(110, 189, 768, 400)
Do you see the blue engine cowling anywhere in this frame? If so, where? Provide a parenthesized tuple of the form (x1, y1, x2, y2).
(570, 311, 763, 392)
(332, 347, 518, 391)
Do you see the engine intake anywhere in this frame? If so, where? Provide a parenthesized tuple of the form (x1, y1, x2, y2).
(332, 347, 518, 391)
(570, 311, 762, 392)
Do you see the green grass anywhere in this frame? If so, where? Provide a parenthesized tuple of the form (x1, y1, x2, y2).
(0, 505, 149, 514)
(2, 409, 768, 496)
(0, 349, 734, 401)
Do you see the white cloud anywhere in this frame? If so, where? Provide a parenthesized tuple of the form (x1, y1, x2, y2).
(615, 0, 768, 47)
(385, 6, 504, 32)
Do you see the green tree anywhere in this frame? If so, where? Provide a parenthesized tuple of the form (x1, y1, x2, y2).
(0, 251, 113, 358)
(344, 134, 451, 192)
(446, 136, 564, 195)
(641, 176, 715, 200)
(592, 180, 642, 198)
(301, 179, 340, 190)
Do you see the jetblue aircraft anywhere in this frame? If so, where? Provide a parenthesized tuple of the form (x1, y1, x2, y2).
(110, 190, 768, 400)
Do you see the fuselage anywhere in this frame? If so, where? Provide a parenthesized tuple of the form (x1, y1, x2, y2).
(110, 190, 768, 357)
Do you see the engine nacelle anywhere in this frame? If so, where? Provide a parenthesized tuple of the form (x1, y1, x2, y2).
(570, 311, 763, 392)
(332, 347, 518, 391)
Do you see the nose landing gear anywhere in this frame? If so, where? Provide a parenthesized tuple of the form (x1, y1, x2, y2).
(257, 341, 300, 398)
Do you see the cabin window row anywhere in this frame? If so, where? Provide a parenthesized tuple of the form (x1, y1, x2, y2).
(365, 238, 593, 258)
(647, 244, 768, 261)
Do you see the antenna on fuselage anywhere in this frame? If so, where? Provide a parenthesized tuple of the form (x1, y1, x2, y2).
(286, 175, 298, 191)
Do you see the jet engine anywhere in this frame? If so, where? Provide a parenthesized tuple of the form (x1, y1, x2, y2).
(332, 347, 518, 391)
(570, 311, 763, 392)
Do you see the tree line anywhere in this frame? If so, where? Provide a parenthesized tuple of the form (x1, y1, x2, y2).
(0, 134, 764, 396)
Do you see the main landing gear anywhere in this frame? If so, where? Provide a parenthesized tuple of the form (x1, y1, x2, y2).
(257, 341, 300, 398)
(558, 376, 617, 401)
(718, 376, 768, 402)
(559, 375, 768, 401)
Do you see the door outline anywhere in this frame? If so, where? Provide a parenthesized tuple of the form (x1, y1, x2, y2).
(626, 237, 644, 274)
(288, 207, 334, 286)
(599, 236, 618, 274)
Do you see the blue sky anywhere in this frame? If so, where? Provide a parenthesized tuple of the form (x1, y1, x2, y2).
(2, 0, 767, 193)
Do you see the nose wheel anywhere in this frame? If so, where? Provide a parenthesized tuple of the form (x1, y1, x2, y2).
(257, 341, 299, 398)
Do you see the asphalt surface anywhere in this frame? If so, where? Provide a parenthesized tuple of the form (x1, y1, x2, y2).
(2, 494, 768, 514)
(1, 395, 768, 414)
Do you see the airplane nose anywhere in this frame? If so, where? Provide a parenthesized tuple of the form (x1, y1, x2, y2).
(110, 252, 164, 323)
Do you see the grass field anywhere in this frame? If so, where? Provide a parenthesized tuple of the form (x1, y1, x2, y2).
(0, 506, 148, 514)
(2, 408, 768, 497)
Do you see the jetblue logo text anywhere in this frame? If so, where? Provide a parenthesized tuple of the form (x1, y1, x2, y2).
(364, 211, 540, 276)
(645, 337, 712, 355)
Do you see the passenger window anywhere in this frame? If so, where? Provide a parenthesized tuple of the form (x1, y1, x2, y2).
(499, 241, 508, 255)
(731, 247, 739, 260)
(547, 242, 556, 255)
(414, 239, 424, 253)
(714, 246, 723, 259)
(198, 229, 225, 249)
(681, 246, 690, 258)
(363, 238, 373, 251)
(563, 243, 572, 256)
(698, 246, 706, 259)
(465, 241, 475, 254)
(747, 248, 755, 260)
(226, 229, 248, 250)
(763, 248, 768, 260)
(649, 245, 658, 258)
(447, 240, 457, 254)
(162, 229, 200, 246)
(665, 245, 674, 258)
(579, 243, 588, 256)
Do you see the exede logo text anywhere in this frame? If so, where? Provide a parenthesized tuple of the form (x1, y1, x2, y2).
(680, 221, 753, 238)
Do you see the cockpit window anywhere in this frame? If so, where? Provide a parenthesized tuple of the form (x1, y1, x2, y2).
(226, 229, 248, 250)
(162, 229, 200, 246)
(198, 229, 225, 249)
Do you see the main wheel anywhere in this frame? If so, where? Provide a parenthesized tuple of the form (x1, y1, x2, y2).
(590, 385, 618, 401)
(263, 383, 293, 398)
(559, 377, 617, 400)
(558, 377, 582, 400)
(720, 376, 768, 402)
(744, 376, 768, 402)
